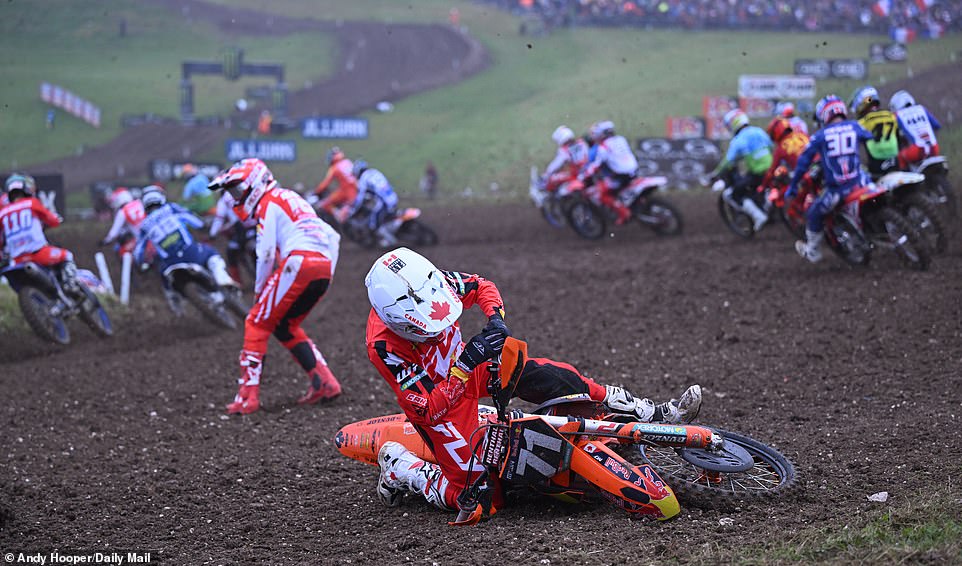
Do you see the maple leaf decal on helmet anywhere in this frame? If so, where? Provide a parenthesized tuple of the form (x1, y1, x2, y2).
(429, 301, 452, 321)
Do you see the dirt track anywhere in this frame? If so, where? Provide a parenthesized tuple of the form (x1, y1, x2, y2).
(1, 196, 960, 564)
(4, 1, 962, 563)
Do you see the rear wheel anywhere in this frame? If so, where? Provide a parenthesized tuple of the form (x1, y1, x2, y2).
(902, 193, 947, 253)
(717, 193, 754, 239)
(566, 197, 606, 240)
(825, 214, 872, 266)
(638, 429, 796, 506)
(17, 286, 70, 345)
(182, 282, 237, 329)
(872, 207, 931, 271)
(927, 169, 957, 218)
(636, 196, 683, 236)
(396, 219, 439, 246)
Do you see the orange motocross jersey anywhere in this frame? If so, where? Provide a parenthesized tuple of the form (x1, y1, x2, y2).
(760, 130, 810, 189)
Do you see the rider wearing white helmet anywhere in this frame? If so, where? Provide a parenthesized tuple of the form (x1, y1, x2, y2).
(365, 247, 702, 512)
(582, 120, 639, 224)
(541, 125, 590, 191)
(888, 89, 942, 168)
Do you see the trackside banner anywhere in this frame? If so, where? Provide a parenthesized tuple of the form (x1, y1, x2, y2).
(40, 82, 101, 127)
(738, 75, 815, 100)
(225, 139, 297, 162)
(301, 116, 369, 139)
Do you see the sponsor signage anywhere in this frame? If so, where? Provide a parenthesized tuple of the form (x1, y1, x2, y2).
(635, 138, 722, 188)
(40, 82, 101, 127)
(301, 116, 369, 139)
(225, 139, 297, 162)
(702, 95, 738, 141)
(794, 59, 869, 80)
(830, 59, 868, 80)
(739, 97, 776, 119)
(665, 116, 705, 140)
(738, 75, 816, 100)
(870, 42, 908, 63)
(794, 59, 831, 79)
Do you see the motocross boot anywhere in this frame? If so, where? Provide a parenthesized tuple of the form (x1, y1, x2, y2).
(604, 384, 702, 424)
(377, 441, 449, 509)
(376, 223, 399, 248)
(207, 255, 238, 288)
(58, 260, 83, 298)
(742, 198, 768, 232)
(297, 362, 342, 405)
(653, 384, 702, 424)
(603, 385, 657, 421)
(795, 229, 824, 263)
(226, 350, 263, 415)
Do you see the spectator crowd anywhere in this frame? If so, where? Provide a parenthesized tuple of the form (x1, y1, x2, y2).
(482, 0, 960, 37)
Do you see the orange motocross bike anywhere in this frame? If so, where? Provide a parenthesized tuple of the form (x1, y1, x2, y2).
(335, 338, 796, 524)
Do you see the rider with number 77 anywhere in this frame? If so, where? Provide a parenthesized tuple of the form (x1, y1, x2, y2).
(788, 95, 874, 264)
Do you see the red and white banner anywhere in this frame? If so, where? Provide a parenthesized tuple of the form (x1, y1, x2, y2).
(39, 82, 101, 128)
(665, 116, 705, 140)
(739, 97, 777, 119)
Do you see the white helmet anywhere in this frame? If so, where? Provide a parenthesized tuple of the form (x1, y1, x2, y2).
(551, 125, 575, 146)
(365, 248, 463, 342)
(889, 90, 916, 111)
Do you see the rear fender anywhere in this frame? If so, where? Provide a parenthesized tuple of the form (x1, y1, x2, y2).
(876, 171, 926, 191)
(917, 156, 947, 173)
(0, 262, 59, 294)
(398, 208, 422, 222)
(333, 413, 435, 467)
(163, 263, 216, 291)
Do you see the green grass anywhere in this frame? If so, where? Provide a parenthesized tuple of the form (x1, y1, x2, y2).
(198, 1, 962, 200)
(4, 0, 961, 204)
(687, 489, 962, 565)
(0, 0, 334, 172)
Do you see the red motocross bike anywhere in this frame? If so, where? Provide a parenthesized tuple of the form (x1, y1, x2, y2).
(335, 338, 796, 524)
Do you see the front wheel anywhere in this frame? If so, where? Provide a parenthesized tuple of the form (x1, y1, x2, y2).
(825, 214, 872, 266)
(566, 197, 607, 240)
(17, 286, 71, 345)
(396, 219, 439, 246)
(540, 197, 567, 229)
(182, 282, 237, 330)
(638, 429, 796, 505)
(717, 193, 754, 239)
(78, 288, 113, 338)
(636, 195, 683, 236)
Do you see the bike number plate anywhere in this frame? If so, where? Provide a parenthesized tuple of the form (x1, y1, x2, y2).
(502, 417, 571, 483)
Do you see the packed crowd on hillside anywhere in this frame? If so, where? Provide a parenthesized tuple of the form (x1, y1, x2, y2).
(482, 0, 961, 35)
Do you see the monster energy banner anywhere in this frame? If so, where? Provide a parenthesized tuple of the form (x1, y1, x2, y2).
(634, 138, 722, 190)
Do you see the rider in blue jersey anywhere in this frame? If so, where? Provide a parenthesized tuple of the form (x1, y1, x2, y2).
(350, 160, 401, 247)
(135, 186, 235, 313)
(708, 109, 774, 232)
(787, 95, 874, 263)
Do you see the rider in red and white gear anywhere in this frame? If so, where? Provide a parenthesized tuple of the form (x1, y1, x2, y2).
(1, 173, 81, 293)
(314, 146, 357, 221)
(101, 187, 148, 255)
(889, 90, 942, 169)
(209, 191, 257, 284)
(582, 121, 637, 224)
(541, 125, 590, 192)
(209, 158, 343, 415)
(365, 248, 702, 512)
